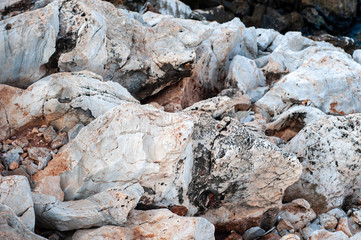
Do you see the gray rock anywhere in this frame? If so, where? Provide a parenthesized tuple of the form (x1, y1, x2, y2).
(247, 86, 269, 103)
(302, 221, 324, 239)
(243, 227, 266, 240)
(12, 138, 29, 148)
(327, 208, 347, 219)
(0, 204, 45, 240)
(28, 147, 52, 170)
(43, 126, 57, 143)
(50, 132, 68, 149)
(308, 229, 349, 240)
(33, 184, 143, 231)
(68, 123, 85, 141)
(1, 149, 21, 170)
(0, 1, 59, 88)
(0, 176, 35, 231)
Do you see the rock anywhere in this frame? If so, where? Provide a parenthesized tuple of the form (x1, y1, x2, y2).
(73, 209, 215, 240)
(0, 71, 137, 141)
(34, 176, 64, 201)
(34, 102, 194, 207)
(226, 231, 244, 240)
(350, 232, 361, 239)
(308, 229, 349, 240)
(301, 7, 326, 29)
(302, 220, 324, 239)
(2, 166, 31, 182)
(0, 204, 46, 240)
(147, 0, 192, 19)
(327, 208, 347, 219)
(336, 217, 352, 237)
(353, 49, 361, 64)
(1, 149, 21, 170)
(280, 235, 300, 240)
(22, 159, 39, 176)
(67, 123, 85, 141)
(319, 213, 338, 230)
(243, 227, 266, 240)
(353, 209, 361, 225)
(0, 1, 59, 88)
(279, 199, 316, 230)
(265, 106, 326, 142)
(185, 103, 302, 225)
(28, 147, 52, 170)
(169, 205, 188, 216)
(192, 5, 234, 23)
(308, 34, 358, 55)
(283, 114, 361, 213)
(277, 219, 294, 232)
(0, 176, 35, 231)
(256, 28, 280, 52)
(247, 86, 269, 103)
(50, 132, 68, 149)
(225, 55, 266, 94)
(43, 126, 58, 143)
(33, 184, 143, 231)
(12, 138, 29, 148)
(260, 233, 281, 240)
(256, 32, 361, 115)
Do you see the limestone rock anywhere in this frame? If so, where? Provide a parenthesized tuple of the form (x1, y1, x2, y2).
(350, 232, 361, 239)
(225, 55, 266, 94)
(336, 217, 352, 237)
(283, 114, 361, 213)
(256, 28, 281, 52)
(319, 213, 338, 230)
(308, 229, 349, 240)
(33, 184, 143, 231)
(0, 204, 46, 240)
(73, 209, 215, 240)
(0, 71, 137, 141)
(34, 176, 64, 201)
(0, 176, 35, 231)
(147, 0, 192, 19)
(28, 147, 52, 170)
(353, 49, 361, 64)
(0, 1, 59, 88)
(279, 199, 316, 230)
(34, 102, 194, 207)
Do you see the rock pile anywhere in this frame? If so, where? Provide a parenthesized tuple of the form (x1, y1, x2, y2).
(1, 0, 361, 239)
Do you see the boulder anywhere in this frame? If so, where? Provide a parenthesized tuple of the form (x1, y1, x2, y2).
(33, 184, 143, 231)
(283, 114, 361, 213)
(34, 102, 194, 207)
(0, 1, 59, 87)
(73, 209, 215, 240)
(0, 71, 137, 141)
(0, 204, 46, 240)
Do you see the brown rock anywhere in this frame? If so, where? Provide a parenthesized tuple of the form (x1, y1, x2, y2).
(336, 217, 352, 237)
(260, 233, 281, 240)
(43, 126, 57, 143)
(169, 205, 188, 216)
(0, 162, 5, 172)
(277, 219, 294, 232)
(279, 199, 316, 230)
(225, 231, 243, 240)
(12, 138, 29, 148)
(9, 161, 19, 170)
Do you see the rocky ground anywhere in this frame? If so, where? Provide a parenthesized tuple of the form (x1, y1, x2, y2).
(1, 0, 361, 239)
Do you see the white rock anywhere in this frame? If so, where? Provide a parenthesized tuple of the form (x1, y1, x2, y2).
(327, 208, 347, 219)
(256, 28, 281, 51)
(73, 209, 215, 240)
(319, 213, 338, 229)
(0, 1, 59, 87)
(0, 176, 35, 231)
(279, 199, 317, 230)
(352, 49, 361, 64)
(225, 55, 266, 93)
(0, 204, 46, 240)
(257, 46, 361, 115)
(308, 229, 349, 240)
(147, 0, 192, 19)
(0, 71, 137, 141)
(34, 102, 194, 207)
(283, 114, 361, 213)
(280, 235, 301, 240)
(350, 232, 361, 239)
(34, 176, 64, 201)
(33, 184, 143, 231)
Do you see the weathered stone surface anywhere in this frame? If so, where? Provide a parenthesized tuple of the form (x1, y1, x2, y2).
(256, 28, 281, 52)
(279, 199, 316, 230)
(243, 227, 266, 240)
(279, 235, 300, 240)
(34, 176, 64, 201)
(33, 184, 143, 231)
(283, 114, 361, 213)
(336, 217, 352, 237)
(225, 55, 266, 94)
(0, 204, 46, 240)
(302, 219, 324, 239)
(308, 229, 349, 240)
(73, 209, 215, 240)
(0, 1, 59, 88)
(147, 0, 192, 19)
(34, 102, 194, 207)
(319, 213, 338, 230)
(185, 104, 302, 224)
(0, 176, 35, 231)
(43, 126, 57, 143)
(256, 32, 361, 116)
(353, 49, 361, 64)
(50, 132, 68, 149)
(28, 147, 52, 170)
(0, 71, 137, 141)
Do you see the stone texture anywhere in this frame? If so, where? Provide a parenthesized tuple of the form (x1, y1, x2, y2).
(34, 176, 64, 201)
(0, 71, 137, 141)
(147, 0, 192, 19)
(243, 227, 266, 240)
(319, 213, 338, 230)
(256, 28, 281, 52)
(308, 229, 349, 240)
(279, 199, 316, 230)
(73, 209, 215, 240)
(28, 147, 52, 170)
(0, 1, 59, 88)
(33, 184, 143, 231)
(50, 132, 68, 149)
(353, 49, 361, 64)
(34, 102, 194, 207)
(0, 204, 46, 240)
(256, 32, 361, 115)
(336, 217, 353, 237)
(43, 126, 57, 143)
(280, 235, 300, 240)
(283, 114, 361, 213)
(225, 55, 266, 94)
(0, 176, 35, 231)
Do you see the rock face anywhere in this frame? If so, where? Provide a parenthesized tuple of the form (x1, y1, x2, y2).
(0, 204, 46, 240)
(256, 32, 361, 116)
(185, 98, 302, 224)
(0, 1, 59, 88)
(283, 114, 361, 213)
(0, 71, 137, 141)
(73, 209, 215, 240)
(33, 184, 143, 231)
(0, 176, 35, 231)
(34, 102, 194, 207)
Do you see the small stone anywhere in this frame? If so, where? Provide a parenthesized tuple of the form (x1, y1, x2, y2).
(28, 147, 52, 170)
(277, 219, 294, 232)
(68, 123, 85, 141)
(302, 221, 324, 239)
(169, 205, 188, 216)
(36, 133, 43, 137)
(243, 227, 266, 240)
(353, 210, 361, 225)
(327, 208, 347, 219)
(22, 160, 39, 176)
(260, 232, 281, 240)
(2, 167, 31, 182)
(12, 138, 29, 148)
(32, 127, 39, 134)
(9, 161, 19, 170)
(5, 139, 12, 145)
(39, 125, 47, 133)
(336, 217, 352, 237)
(21, 152, 28, 159)
(1, 149, 21, 170)
(2, 144, 11, 152)
(51, 132, 68, 149)
(43, 126, 57, 143)
(279, 229, 290, 237)
(226, 231, 244, 240)
(280, 234, 300, 240)
(319, 213, 338, 229)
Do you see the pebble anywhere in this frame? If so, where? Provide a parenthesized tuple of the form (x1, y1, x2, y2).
(12, 138, 29, 148)
(32, 127, 39, 134)
(1, 149, 21, 170)
(243, 227, 266, 240)
(319, 213, 338, 229)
